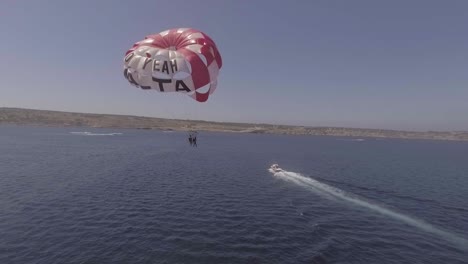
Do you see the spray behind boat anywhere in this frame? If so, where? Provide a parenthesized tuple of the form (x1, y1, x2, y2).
(268, 165, 468, 251)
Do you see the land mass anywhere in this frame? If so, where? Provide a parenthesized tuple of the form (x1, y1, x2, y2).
(1, 107, 467, 141)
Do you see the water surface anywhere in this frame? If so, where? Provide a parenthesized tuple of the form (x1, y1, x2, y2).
(1, 125, 467, 263)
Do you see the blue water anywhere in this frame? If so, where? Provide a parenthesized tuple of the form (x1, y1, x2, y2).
(1, 125, 467, 264)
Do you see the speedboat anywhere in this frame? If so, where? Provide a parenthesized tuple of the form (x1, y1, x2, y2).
(270, 164, 283, 173)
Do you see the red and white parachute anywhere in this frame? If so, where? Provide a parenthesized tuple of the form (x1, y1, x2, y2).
(123, 28, 222, 103)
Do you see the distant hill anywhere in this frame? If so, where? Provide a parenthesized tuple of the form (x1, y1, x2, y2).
(1, 107, 467, 141)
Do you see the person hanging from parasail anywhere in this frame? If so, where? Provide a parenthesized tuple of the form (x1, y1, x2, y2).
(188, 133, 193, 146)
(192, 131, 198, 147)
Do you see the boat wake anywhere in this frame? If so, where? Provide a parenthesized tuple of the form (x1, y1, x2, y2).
(70, 132, 122, 136)
(269, 167, 468, 251)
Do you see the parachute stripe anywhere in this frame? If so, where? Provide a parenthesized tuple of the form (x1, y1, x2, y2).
(193, 88, 210, 102)
(177, 48, 210, 89)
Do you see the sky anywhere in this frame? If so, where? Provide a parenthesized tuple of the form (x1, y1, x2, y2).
(1, 0, 467, 131)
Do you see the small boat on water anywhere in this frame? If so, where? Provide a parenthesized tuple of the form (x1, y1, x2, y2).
(270, 164, 283, 173)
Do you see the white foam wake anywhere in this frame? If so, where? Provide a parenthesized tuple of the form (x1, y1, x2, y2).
(270, 169, 468, 251)
(70, 132, 122, 136)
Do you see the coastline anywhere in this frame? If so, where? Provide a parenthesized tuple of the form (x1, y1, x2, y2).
(1, 107, 467, 141)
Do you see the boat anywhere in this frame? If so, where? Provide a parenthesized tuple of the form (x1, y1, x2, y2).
(270, 164, 283, 173)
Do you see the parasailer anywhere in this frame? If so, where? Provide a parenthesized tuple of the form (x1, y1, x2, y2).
(123, 28, 222, 103)
(192, 133, 197, 147)
(188, 130, 198, 147)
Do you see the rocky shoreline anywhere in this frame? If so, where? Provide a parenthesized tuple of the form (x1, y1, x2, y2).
(1, 107, 467, 141)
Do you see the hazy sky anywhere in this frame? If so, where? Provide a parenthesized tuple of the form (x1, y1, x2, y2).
(1, 0, 467, 131)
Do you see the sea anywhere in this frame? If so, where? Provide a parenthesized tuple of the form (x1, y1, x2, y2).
(1, 125, 467, 264)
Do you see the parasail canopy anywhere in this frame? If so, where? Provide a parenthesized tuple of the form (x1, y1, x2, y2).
(123, 28, 222, 103)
